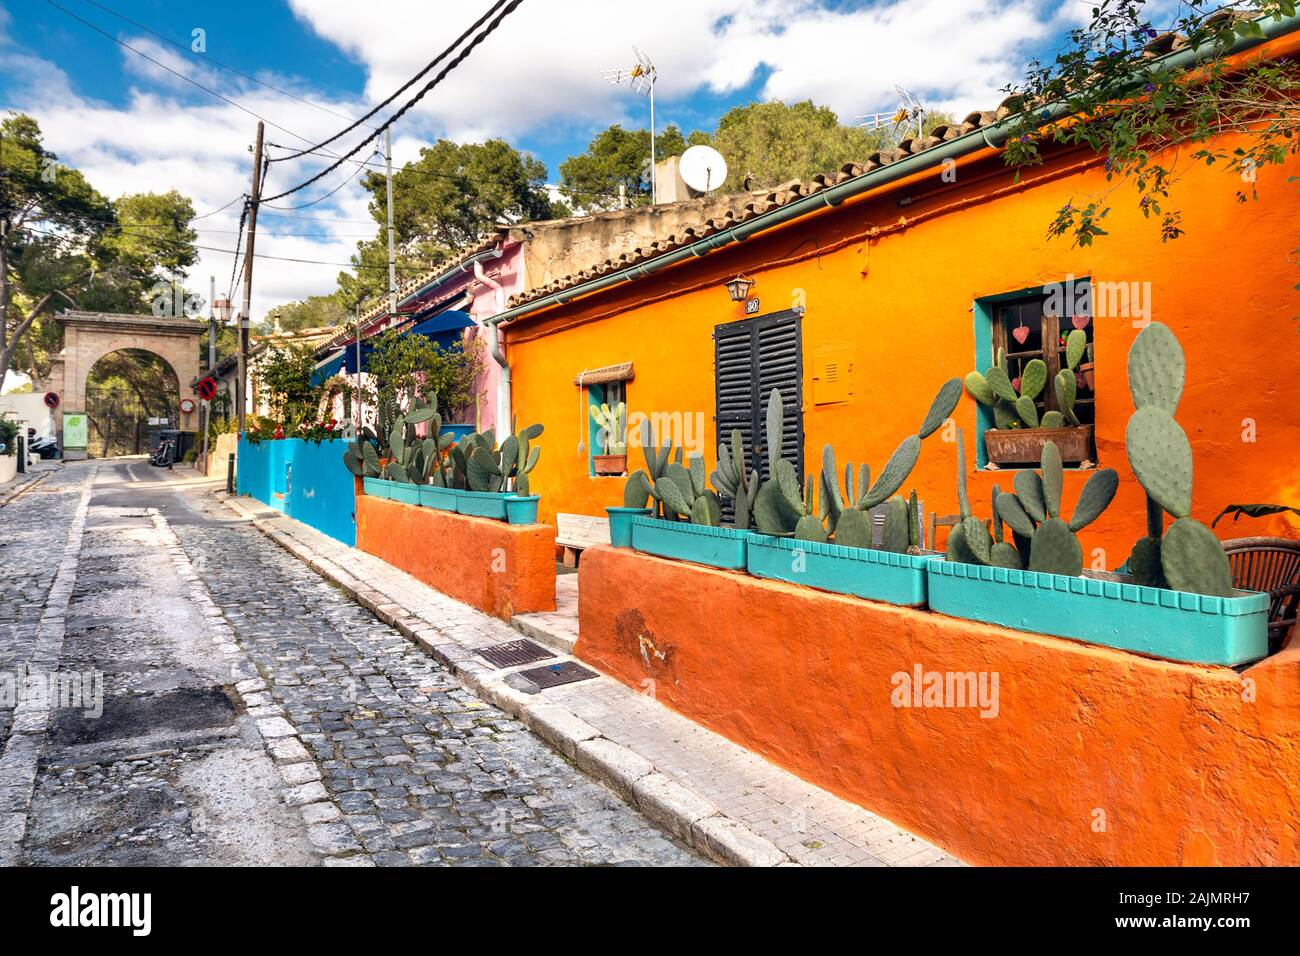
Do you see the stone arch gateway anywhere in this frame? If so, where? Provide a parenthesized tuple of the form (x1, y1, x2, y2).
(43, 311, 204, 460)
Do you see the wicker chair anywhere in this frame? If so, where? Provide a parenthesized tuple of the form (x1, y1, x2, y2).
(1222, 537, 1300, 654)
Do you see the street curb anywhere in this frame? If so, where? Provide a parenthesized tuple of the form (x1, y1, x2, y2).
(0, 469, 52, 508)
(215, 490, 792, 867)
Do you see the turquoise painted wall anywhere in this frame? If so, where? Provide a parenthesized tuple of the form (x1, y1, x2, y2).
(237, 436, 356, 545)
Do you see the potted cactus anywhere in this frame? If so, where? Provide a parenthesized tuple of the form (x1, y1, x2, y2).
(965, 332, 1094, 466)
(589, 401, 628, 475)
(625, 419, 754, 570)
(745, 380, 960, 606)
(929, 324, 1269, 666)
(452, 422, 543, 521)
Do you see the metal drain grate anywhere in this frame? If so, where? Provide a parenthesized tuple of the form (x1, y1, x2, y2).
(476, 639, 555, 669)
(517, 660, 598, 689)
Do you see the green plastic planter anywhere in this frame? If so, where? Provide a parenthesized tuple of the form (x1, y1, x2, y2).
(418, 485, 457, 511)
(389, 482, 420, 505)
(456, 489, 513, 520)
(746, 534, 940, 607)
(607, 506, 652, 547)
(927, 561, 1271, 666)
(505, 494, 541, 525)
(362, 477, 392, 499)
(630, 515, 749, 570)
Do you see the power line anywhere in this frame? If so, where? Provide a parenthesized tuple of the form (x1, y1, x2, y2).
(261, 148, 382, 211)
(260, 0, 527, 204)
(77, 0, 378, 131)
(267, 0, 510, 164)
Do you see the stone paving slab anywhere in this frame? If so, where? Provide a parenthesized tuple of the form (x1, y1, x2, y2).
(217, 489, 963, 867)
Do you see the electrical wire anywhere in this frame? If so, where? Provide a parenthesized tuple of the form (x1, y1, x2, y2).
(260, 0, 526, 204)
(261, 148, 382, 211)
(266, 0, 510, 164)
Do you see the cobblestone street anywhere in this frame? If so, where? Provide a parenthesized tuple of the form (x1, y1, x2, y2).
(1, 461, 702, 866)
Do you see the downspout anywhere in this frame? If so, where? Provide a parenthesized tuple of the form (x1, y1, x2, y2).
(485, 12, 1300, 330)
(475, 259, 512, 437)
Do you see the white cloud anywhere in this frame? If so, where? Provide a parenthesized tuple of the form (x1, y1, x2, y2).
(3, 0, 1078, 320)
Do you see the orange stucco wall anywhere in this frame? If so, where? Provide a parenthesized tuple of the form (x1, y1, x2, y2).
(504, 132, 1300, 563)
(356, 496, 555, 619)
(576, 546, 1300, 866)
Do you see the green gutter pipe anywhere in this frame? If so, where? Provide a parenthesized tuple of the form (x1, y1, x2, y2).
(487, 11, 1299, 329)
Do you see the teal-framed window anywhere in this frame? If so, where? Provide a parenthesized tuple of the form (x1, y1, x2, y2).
(972, 278, 1096, 468)
(586, 379, 626, 476)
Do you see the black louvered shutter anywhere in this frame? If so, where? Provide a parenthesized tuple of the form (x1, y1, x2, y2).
(713, 310, 803, 520)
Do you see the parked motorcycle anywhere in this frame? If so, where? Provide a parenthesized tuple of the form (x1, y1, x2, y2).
(26, 428, 60, 460)
(150, 437, 176, 469)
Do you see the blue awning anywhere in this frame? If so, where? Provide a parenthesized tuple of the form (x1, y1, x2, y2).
(310, 352, 345, 386)
(342, 310, 475, 373)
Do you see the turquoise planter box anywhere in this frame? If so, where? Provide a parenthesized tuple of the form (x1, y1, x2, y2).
(389, 483, 420, 505)
(443, 423, 475, 440)
(505, 494, 541, 525)
(927, 561, 1270, 666)
(607, 506, 652, 548)
(630, 516, 749, 571)
(747, 534, 940, 607)
(362, 477, 392, 499)
(418, 485, 457, 511)
(456, 489, 514, 520)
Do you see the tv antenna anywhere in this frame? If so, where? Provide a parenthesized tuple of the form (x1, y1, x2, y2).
(679, 145, 728, 195)
(603, 47, 659, 202)
(856, 85, 927, 142)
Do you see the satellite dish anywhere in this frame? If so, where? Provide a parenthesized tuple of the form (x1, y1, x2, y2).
(679, 145, 729, 194)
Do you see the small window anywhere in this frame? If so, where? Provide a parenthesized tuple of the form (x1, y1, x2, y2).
(990, 288, 1095, 428)
(587, 380, 626, 476)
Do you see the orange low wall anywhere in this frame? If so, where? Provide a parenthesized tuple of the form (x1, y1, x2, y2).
(356, 496, 556, 620)
(576, 546, 1300, 866)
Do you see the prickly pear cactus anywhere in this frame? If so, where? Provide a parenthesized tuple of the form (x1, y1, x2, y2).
(655, 452, 721, 526)
(1123, 322, 1233, 597)
(809, 378, 961, 552)
(712, 429, 759, 530)
(964, 440, 1119, 576)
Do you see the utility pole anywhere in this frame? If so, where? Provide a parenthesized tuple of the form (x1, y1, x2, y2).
(237, 120, 264, 432)
(201, 274, 215, 469)
(385, 127, 397, 319)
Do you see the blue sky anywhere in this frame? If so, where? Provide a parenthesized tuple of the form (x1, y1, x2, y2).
(0, 0, 1098, 316)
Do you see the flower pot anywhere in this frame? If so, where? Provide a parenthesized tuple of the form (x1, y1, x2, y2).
(606, 506, 652, 548)
(927, 561, 1270, 666)
(983, 425, 1093, 467)
(0, 454, 16, 484)
(505, 494, 541, 525)
(418, 485, 457, 511)
(362, 476, 392, 499)
(455, 489, 514, 520)
(389, 482, 421, 505)
(747, 534, 941, 607)
(630, 515, 750, 570)
(593, 453, 627, 476)
(1078, 361, 1095, 391)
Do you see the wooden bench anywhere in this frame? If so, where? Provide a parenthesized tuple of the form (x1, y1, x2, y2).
(556, 512, 611, 568)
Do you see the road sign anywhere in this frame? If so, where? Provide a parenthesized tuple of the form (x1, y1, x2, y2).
(180, 398, 196, 415)
(43, 391, 60, 408)
(197, 377, 217, 401)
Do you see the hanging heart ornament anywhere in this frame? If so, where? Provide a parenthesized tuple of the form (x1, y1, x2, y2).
(1011, 324, 1030, 345)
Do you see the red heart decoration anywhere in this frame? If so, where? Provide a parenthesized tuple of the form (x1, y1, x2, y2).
(1011, 325, 1030, 344)
(1011, 377, 1022, 392)
(1072, 313, 1091, 330)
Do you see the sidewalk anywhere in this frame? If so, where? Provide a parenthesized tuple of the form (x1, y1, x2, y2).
(217, 490, 961, 867)
(0, 462, 60, 507)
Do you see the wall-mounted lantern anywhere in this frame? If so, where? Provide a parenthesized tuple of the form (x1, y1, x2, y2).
(724, 274, 756, 302)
